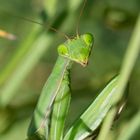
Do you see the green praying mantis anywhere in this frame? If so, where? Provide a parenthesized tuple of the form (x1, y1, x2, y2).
(27, 33, 94, 139)
(0, 1, 129, 139)
(26, 0, 94, 139)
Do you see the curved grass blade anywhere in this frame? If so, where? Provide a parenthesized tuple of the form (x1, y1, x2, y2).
(0, 24, 40, 86)
(96, 14, 140, 140)
(0, 33, 54, 107)
(117, 111, 140, 140)
(112, 13, 140, 104)
(64, 76, 119, 140)
(97, 107, 116, 140)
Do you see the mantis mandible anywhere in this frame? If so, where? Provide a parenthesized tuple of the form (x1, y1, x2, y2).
(27, 0, 94, 139)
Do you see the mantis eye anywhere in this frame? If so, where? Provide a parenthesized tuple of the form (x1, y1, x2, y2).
(83, 33, 93, 46)
(58, 44, 68, 55)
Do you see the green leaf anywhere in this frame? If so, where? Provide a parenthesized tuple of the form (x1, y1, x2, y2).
(64, 76, 119, 140)
(97, 14, 140, 140)
(117, 111, 140, 140)
(0, 33, 53, 107)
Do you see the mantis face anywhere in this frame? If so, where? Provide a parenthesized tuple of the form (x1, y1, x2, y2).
(58, 33, 94, 66)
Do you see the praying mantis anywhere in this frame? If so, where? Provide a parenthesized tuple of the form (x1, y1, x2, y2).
(26, 0, 94, 139)
(0, 1, 129, 139)
(27, 33, 94, 139)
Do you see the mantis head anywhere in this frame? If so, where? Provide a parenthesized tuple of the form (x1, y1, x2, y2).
(58, 33, 94, 66)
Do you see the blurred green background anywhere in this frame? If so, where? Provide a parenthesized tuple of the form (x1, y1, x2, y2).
(0, 0, 140, 139)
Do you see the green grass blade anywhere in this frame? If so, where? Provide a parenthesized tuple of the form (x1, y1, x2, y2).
(44, 0, 58, 18)
(0, 33, 54, 107)
(113, 14, 140, 104)
(97, 107, 116, 140)
(96, 14, 140, 140)
(117, 111, 140, 140)
(64, 76, 119, 140)
(0, 24, 40, 85)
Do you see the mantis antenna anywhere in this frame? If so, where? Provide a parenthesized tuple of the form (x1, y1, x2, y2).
(0, 10, 69, 40)
(17, 16, 70, 40)
(1, 0, 88, 40)
(76, 0, 88, 36)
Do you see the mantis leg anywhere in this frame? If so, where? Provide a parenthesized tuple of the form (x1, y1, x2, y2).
(49, 70, 71, 140)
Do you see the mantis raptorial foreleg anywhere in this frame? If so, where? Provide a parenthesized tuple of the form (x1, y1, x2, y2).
(27, 33, 94, 139)
(49, 68, 71, 140)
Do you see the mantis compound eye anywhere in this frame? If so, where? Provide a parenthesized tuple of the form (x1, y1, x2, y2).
(83, 33, 93, 46)
(58, 44, 68, 55)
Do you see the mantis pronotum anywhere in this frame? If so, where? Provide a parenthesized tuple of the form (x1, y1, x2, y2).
(27, 0, 94, 139)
